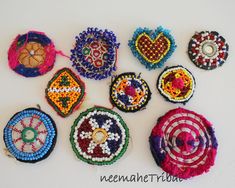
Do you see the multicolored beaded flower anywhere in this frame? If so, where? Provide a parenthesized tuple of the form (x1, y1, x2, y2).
(188, 31, 229, 70)
(157, 65, 196, 104)
(129, 26, 176, 70)
(149, 108, 218, 179)
(110, 72, 151, 112)
(8, 31, 57, 77)
(70, 107, 129, 165)
(70, 27, 120, 80)
(4, 108, 57, 163)
(45, 68, 86, 117)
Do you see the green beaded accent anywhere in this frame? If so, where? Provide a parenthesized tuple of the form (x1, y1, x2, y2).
(82, 47, 91, 55)
(59, 97, 70, 108)
(70, 107, 129, 165)
(59, 76, 70, 86)
(21, 127, 38, 143)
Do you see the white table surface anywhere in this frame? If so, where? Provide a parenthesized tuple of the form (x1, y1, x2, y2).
(0, 0, 234, 187)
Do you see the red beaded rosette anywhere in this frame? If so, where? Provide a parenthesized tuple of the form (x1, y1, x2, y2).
(188, 31, 229, 70)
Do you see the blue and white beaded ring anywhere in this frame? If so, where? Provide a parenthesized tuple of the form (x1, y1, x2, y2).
(4, 108, 57, 163)
(70, 27, 120, 80)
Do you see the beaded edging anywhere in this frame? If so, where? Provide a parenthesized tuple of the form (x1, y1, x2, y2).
(157, 65, 196, 104)
(110, 72, 151, 112)
(128, 26, 176, 70)
(70, 27, 120, 80)
(70, 107, 129, 165)
(188, 31, 229, 70)
(149, 108, 218, 179)
(45, 67, 86, 117)
(8, 31, 56, 77)
(3, 108, 57, 163)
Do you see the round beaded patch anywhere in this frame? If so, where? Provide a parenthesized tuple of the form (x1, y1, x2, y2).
(128, 26, 176, 70)
(110, 72, 151, 112)
(157, 65, 196, 104)
(149, 108, 218, 179)
(70, 107, 129, 165)
(8, 31, 57, 77)
(45, 67, 86, 117)
(4, 108, 57, 163)
(70, 27, 120, 80)
(188, 31, 229, 70)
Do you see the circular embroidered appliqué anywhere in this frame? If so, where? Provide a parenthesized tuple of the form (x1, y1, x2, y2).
(188, 31, 229, 70)
(70, 27, 120, 80)
(45, 67, 86, 117)
(128, 26, 176, 70)
(70, 107, 129, 165)
(157, 66, 195, 104)
(4, 108, 57, 163)
(110, 72, 151, 112)
(8, 31, 57, 77)
(149, 108, 218, 179)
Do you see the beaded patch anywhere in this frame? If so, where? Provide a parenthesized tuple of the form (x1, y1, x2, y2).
(70, 107, 129, 165)
(70, 27, 120, 80)
(188, 31, 229, 70)
(8, 31, 57, 77)
(149, 108, 218, 179)
(110, 72, 151, 112)
(45, 68, 86, 117)
(4, 108, 57, 163)
(128, 26, 176, 70)
(157, 65, 196, 104)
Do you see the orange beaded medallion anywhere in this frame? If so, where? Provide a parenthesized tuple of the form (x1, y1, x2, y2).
(45, 68, 86, 117)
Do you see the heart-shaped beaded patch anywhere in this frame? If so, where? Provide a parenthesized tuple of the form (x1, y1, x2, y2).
(129, 26, 176, 70)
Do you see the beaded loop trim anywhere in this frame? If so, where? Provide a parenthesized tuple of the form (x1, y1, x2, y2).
(128, 26, 176, 70)
(149, 108, 218, 179)
(45, 68, 86, 117)
(110, 72, 151, 112)
(8, 31, 56, 77)
(70, 27, 120, 80)
(157, 65, 196, 104)
(4, 108, 57, 163)
(188, 31, 229, 70)
(70, 107, 129, 165)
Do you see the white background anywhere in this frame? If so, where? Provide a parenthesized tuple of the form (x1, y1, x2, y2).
(0, 0, 234, 187)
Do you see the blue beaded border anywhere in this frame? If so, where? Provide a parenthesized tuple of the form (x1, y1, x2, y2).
(128, 26, 177, 70)
(70, 27, 120, 80)
(4, 108, 57, 163)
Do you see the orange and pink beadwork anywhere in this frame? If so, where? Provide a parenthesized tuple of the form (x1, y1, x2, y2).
(149, 108, 218, 179)
(157, 65, 196, 104)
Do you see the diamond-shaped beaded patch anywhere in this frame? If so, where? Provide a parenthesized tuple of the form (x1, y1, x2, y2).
(45, 68, 86, 117)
